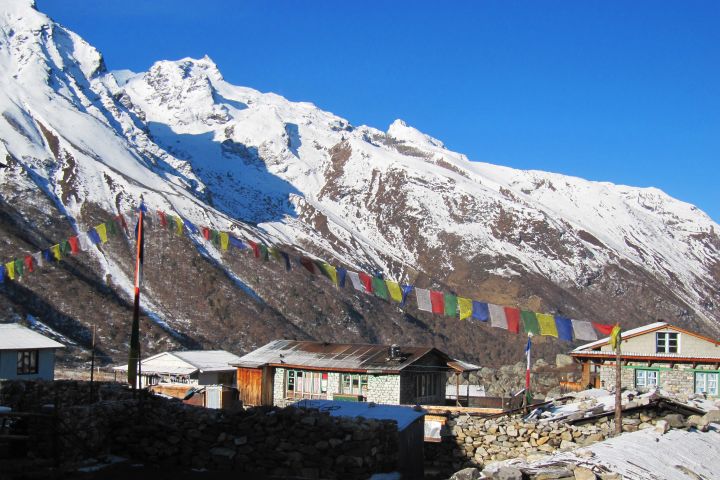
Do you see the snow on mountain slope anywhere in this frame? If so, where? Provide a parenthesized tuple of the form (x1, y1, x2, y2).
(1, 0, 719, 362)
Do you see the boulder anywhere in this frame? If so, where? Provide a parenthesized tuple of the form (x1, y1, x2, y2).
(573, 466, 597, 480)
(491, 466, 523, 480)
(450, 467, 482, 480)
(654, 420, 669, 434)
(700, 410, 720, 426)
(661, 414, 685, 428)
(555, 354, 575, 368)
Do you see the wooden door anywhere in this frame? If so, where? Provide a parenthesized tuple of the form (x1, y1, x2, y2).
(237, 368, 263, 406)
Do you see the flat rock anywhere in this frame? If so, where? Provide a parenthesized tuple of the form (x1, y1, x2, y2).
(449, 467, 482, 480)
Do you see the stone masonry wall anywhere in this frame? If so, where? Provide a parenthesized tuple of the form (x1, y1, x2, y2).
(599, 363, 719, 399)
(1, 380, 399, 479)
(367, 374, 401, 404)
(273, 367, 286, 406)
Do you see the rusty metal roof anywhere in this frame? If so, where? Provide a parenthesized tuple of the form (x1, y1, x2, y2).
(231, 340, 456, 373)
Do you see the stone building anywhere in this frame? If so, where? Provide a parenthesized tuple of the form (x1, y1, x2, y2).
(232, 340, 477, 407)
(570, 322, 720, 398)
(0, 323, 64, 381)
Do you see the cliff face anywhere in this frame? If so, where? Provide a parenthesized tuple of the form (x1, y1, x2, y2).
(0, 0, 718, 367)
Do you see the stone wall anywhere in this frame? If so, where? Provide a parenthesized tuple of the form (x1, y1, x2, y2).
(273, 367, 286, 406)
(1, 380, 400, 479)
(599, 363, 720, 399)
(425, 406, 700, 477)
(367, 374, 401, 404)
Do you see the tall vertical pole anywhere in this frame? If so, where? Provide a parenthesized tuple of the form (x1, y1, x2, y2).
(90, 323, 96, 401)
(614, 340, 622, 435)
(128, 202, 145, 390)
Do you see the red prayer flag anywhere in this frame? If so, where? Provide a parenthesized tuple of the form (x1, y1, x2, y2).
(358, 272, 373, 293)
(115, 214, 128, 233)
(430, 290, 445, 314)
(592, 322, 615, 336)
(300, 257, 317, 274)
(24, 255, 33, 273)
(157, 210, 168, 227)
(248, 240, 260, 258)
(68, 236, 80, 254)
(504, 307, 521, 333)
(202, 227, 211, 240)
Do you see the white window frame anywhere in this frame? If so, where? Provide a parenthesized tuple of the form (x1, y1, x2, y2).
(695, 372, 719, 396)
(340, 373, 368, 396)
(635, 369, 659, 389)
(286, 369, 329, 400)
(655, 332, 679, 354)
(16, 350, 39, 375)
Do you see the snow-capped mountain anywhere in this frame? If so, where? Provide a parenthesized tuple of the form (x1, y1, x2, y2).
(1, 0, 718, 366)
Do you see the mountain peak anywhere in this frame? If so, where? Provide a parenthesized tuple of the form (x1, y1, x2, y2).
(387, 118, 445, 149)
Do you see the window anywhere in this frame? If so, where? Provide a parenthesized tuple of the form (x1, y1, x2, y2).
(656, 332, 678, 353)
(286, 370, 328, 400)
(695, 372, 719, 396)
(340, 373, 368, 396)
(415, 373, 439, 400)
(635, 369, 658, 389)
(17, 350, 39, 375)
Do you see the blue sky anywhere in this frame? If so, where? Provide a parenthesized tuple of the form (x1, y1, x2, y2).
(39, 1, 720, 221)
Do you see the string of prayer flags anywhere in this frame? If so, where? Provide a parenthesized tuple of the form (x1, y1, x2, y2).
(280, 251, 292, 271)
(157, 210, 167, 227)
(5, 261, 14, 280)
(444, 293, 457, 317)
(33, 252, 43, 268)
(372, 276, 389, 300)
(24, 255, 33, 273)
(521, 311, 540, 335)
(458, 297, 472, 320)
(183, 219, 198, 234)
(430, 290, 444, 314)
(555, 316, 574, 341)
(592, 322, 615, 336)
(472, 301, 489, 322)
(14, 259, 23, 277)
(489, 303, 507, 329)
(386, 280, 403, 302)
(322, 263, 339, 286)
(537, 313, 558, 337)
(400, 285, 414, 307)
(504, 307, 521, 333)
(415, 288, 432, 312)
(96, 223, 108, 243)
(348, 271, 364, 291)
(337, 267, 347, 287)
(359, 272, 373, 293)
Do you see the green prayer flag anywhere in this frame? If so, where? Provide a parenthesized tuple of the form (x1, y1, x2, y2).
(14, 258, 24, 277)
(521, 310, 540, 335)
(106, 219, 118, 236)
(60, 240, 71, 256)
(444, 293, 458, 317)
(260, 244, 269, 261)
(372, 277, 389, 300)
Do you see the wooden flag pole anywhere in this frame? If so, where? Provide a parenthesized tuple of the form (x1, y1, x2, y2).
(128, 200, 145, 391)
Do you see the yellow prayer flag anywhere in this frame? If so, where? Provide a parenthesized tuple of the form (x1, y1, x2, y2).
(458, 297, 473, 320)
(95, 223, 108, 243)
(537, 313, 558, 337)
(386, 281, 403, 302)
(51, 244, 62, 261)
(5, 261, 15, 280)
(174, 216, 183, 235)
(219, 232, 229, 250)
(609, 324, 622, 351)
(269, 248, 282, 262)
(322, 263, 338, 285)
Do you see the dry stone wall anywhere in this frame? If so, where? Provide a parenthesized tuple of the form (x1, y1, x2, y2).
(1, 380, 399, 479)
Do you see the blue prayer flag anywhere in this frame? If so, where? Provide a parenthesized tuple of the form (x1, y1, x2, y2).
(183, 219, 198, 234)
(0, 265, 4, 284)
(472, 301, 490, 322)
(87, 228, 101, 245)
(554, 316, 574, 341)
(229, 236, 246, 250)
(337, 268, 347, 288)
(400, 285, 414, 307)
(43, 249, 53, 262)
(280, 251, 291, 271)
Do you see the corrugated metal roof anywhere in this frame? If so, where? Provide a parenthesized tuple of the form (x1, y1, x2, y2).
(570, 350, 720, 361)
(293, 399, 425, 431)
(0, 323, 65, 350)
(113, 350, 241, 375)
(232, 340, 448, 373)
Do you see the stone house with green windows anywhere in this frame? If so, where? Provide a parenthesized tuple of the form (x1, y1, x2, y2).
(570, 322, 720, 398)
(231, 340, 477, 407)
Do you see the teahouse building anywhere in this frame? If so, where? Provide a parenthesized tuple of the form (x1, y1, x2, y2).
(232, 340, 476, 407)
(570, 322, 720, 398)
(0, 323, 65, 381)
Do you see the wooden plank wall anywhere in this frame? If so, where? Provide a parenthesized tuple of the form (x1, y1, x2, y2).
(237, 367, 263, 406)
